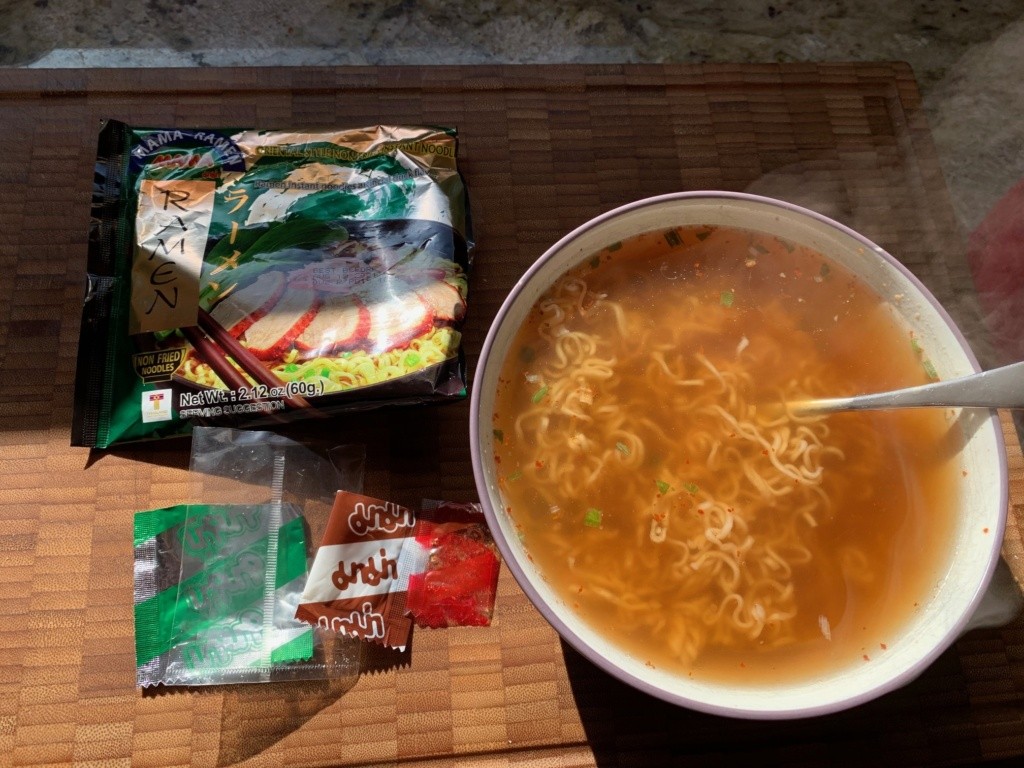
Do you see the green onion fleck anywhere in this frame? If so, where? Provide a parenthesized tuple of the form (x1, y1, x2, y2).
(695, 229, 712, 242)
(606, 241, 622, 252)
(590, 255, 601, 268)
(404, 352, 421, 367)
(320, 366, 331, 378)
(615, 441, 631, 456)
(342, 351, 353, 358)
(820, 263, 831, 278)
(684, 482, 699, 494)
(656, 480, 671, 495)
(303, 368, 318, 379)
(284, 363, 299, 373)
(493, 428, 505, 444)
(923, 360, 939, 380)
(911, 338, 923, 355)
(532, 385, 549, 404)
(720, 290, 735, 308)
(519, 346, 536, 363)
(508, 471, 522, 482)
(584, 508, 603, 528)
(665, 229, 682, 247)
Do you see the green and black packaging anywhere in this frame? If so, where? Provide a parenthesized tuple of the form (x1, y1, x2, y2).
(73, 122, 473, 448)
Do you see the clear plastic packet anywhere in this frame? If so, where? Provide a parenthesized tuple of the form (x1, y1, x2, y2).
(133, 501, 317, 685)
(132, 427, 364, 686)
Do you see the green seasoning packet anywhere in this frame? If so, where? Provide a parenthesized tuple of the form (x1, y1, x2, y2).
(133, 503, 313, 686)
(74, 122, 473, 448)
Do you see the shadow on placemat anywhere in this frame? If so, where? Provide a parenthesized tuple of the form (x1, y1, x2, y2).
(135, 675, 357, 766)
(216, 677, 357, 766)
(212, 642, 412, 764)
(562, 612, 1024, 768)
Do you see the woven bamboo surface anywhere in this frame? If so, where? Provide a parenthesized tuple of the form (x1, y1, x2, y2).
(0, 64, 1022, 767)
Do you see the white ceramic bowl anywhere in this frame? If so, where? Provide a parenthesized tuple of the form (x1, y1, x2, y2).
(470, 192, 1008, 719)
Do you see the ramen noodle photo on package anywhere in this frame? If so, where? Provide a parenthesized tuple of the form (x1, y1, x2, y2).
(73, 122, 473, 448)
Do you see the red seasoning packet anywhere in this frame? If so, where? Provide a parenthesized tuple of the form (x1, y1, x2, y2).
(295, 493, 501, 650)
(406, 501, 500, 629)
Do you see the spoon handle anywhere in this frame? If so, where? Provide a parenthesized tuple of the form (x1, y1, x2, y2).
(793, 360, 1024, 415)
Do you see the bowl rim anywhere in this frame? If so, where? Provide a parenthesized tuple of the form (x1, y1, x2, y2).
(469, 190, 1010, 719)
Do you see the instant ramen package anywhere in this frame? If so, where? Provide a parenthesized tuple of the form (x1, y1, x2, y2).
(73, 121, 473, 448)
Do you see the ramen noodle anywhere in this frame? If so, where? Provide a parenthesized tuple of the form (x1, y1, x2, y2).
(73, 122, 472, 448)
(491, 225, 961, 684)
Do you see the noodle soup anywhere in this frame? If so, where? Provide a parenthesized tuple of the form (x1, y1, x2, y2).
(490, 224, 962, 685)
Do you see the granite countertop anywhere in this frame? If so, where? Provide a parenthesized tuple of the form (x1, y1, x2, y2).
(3, 0, 1023, 233)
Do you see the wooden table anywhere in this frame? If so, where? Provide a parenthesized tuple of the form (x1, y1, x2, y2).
(1, 64, 1022, 767)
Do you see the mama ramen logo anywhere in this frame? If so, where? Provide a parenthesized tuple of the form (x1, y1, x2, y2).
(347, 500, 414, 536)
(332, 547, 398, 590)
(317, 602, 386, 641)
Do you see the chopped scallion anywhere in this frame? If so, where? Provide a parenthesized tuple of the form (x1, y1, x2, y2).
(508, 471, 522, 482)
(656, 480, 671, 495)
(720, 290, 735, 308)
(922, 360, 939, 380)
(665, 229, 682, 247)
(684, 482, 699, 494)
(532, 385, 549, 404)
(404, 352, 421, 367)
(284, 363, 299, 373)
(615, 441, 631, 456)
(820, 263, 831, 278)
(606, 241, 622, 251)
(493, 428, 504, 444)
(590, 255, 601, 268)
(584, 508, 603, 528)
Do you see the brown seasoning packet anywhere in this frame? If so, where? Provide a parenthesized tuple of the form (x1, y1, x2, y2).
(295, 491, 416, 651)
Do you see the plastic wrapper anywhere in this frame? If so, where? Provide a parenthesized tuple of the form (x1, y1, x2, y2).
(295, 494, 499, 649)
(132, 427, 364, 686)
(133, 502, 316, 685)
(295, 491, 416, 651)
(405, 501, 499, 629)
(74, 122, 472, 448)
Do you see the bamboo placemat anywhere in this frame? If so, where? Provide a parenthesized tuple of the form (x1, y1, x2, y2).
(0, 63, 1021, 767)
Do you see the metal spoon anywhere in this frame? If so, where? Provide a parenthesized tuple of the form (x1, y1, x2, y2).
(789, 360, 1024, 416)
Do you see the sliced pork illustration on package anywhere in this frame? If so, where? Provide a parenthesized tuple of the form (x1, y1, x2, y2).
(73, 122, 473, 448)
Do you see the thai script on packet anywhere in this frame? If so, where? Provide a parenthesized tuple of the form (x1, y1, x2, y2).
(295, 492, 500, 651)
